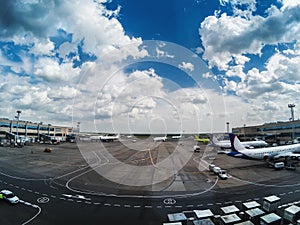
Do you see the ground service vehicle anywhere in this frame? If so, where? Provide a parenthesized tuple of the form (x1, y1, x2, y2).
(0, 190, 19, 204)
(213, 166, 222, 174)
(193, 145, 200, 152)
(218, 170, 229, 180)
(209, 164, 215, 172)
(274, 162, 284, 170)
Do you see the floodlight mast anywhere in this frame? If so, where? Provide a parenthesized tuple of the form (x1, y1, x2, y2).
(77, 122, 80, 142)
(288, 104, 295, 121)
(14, 110, 22, 144)
(226, 122, 230, 133)
(288, 104, 295, 140)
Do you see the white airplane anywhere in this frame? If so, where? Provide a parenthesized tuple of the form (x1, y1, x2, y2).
(153, 136, 167, 142)
(171, 135, 182, 140)
(210, 135, 268, 149)
(90, 135, 101, 141)
(228, 133, 300, 160)
(99, 134, 120, 142)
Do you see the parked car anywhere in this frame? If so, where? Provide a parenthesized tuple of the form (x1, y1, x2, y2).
(209, 164, 215, 172)
(218, 170, 229, 180)
(213, 166, 222, 174)
(51, 139, 60, 145)
(0, 190, 19, 204)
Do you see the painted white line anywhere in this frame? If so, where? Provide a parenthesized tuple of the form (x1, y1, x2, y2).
(104, 203, 111, 206)
(113, 204, 120, 207)
(64, 164, 220, 199)
(124, 205, 131, 208)
(231, 175, 300, 188)
(0, 171, 48, 181)
(21, 200, 42, 225)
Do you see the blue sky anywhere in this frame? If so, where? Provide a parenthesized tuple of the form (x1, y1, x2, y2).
(1, 0, 300, 133)
(107, 0, 218, 47)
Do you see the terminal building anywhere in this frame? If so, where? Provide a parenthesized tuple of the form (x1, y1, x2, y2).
(0, 117, 74, 142)
(232, 119, 300, 144)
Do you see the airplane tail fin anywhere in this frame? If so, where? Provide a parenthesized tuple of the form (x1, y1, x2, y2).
(208, 134, 220, 146)
(229, 133, 246, 152)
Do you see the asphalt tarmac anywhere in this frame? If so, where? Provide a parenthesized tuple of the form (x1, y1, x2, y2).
(0, 138, 300, 224)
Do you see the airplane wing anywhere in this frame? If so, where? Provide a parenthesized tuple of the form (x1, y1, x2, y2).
(274, 152, 300, 159)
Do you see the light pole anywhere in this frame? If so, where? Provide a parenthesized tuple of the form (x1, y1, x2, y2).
(243, 124, 246, 140)
(48, 124, 51, 136)
(226, 122, 230, 133)
(288, 104, 295, 121)
(288, 104, 295, 140)
(15, 110, 21, 144)
(25, 121, 28, 140)
(37, 122, 42, 142)
(77, 122, 80, 142)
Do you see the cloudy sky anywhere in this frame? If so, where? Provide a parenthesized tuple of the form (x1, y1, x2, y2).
(1, 0, 300, 133)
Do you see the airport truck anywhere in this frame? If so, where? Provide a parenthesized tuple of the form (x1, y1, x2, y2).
(274, 162, 284, 170)
(193, 145, 201, 152)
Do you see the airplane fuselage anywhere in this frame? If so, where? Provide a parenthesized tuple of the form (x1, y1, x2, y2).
(100, 135, 119, 142)
(233, 144, 300, 159)
(228, 133, 300, 160)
